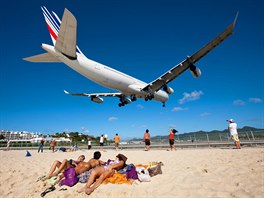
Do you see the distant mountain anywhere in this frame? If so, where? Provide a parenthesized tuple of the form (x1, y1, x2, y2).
(128, 126, 264, 142)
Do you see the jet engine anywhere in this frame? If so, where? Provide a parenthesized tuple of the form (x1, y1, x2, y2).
(118, 97, 131, 107)
(123, 97, 132, 104)
(190, 64, 202, 78)
(91, 96, 104, 103)
(163, 85, 174, 94)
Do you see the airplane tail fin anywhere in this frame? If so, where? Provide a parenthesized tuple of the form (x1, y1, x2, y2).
(41, 6, 83, 58)
(24, 6, 83, 63)
(55, 8, 77, 59)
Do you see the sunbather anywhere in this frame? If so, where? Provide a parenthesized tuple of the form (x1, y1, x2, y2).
(45, 155, 85, 179)
(77, 153, 127, 195)
(52, 151, 105, 185)
(75, 151, 105, 175)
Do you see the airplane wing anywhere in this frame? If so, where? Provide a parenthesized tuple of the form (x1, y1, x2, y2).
(142, 13, 238, 93)
(64, 90, 123, 104)
(64, 90, 122, 97)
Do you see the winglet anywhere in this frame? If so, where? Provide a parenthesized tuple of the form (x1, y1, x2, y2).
(64, 90, 69, 94)
(233, 11, 239, 27)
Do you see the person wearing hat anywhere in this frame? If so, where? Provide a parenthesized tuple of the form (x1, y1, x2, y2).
(168, 129, 178, 151)
(227, 119, 241, 149)
(77, 153, 128, 195)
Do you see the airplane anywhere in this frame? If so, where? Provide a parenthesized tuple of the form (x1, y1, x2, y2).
(24, 7, 238, 107)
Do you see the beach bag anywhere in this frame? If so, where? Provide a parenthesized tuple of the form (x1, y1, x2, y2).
(148, 163, 162, 177)
(126, 164, 138, 180)
(60, 167, 79, 187)
(136, 167, 150, 182)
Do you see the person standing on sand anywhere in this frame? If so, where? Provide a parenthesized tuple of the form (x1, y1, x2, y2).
(88, 138, 92, 150)
(169, 129, 178, 151)
(99, 135, 104, 150)
(50, 139, 57, 152)
(38, 138, 45, 153)
(227, 119, 241, 149)
(143, 129, 151, 151)
(114, 133, 120, 151)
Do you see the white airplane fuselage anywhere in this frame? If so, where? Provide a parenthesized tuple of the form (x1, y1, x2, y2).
(42, 44, 169, 103)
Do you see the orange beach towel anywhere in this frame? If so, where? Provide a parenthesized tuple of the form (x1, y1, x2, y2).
(102, 172, 133, 185)
(102, 164, 149, 185)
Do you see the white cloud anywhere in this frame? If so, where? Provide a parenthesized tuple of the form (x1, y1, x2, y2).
(172, 107, 188, 112)
(169, 124, 177, 128)
(178, 90, 203, 104)
(200, 112, 211, 117)
(80, 127, 90, 133)
(136, 104, 144, 109)
(108, 116, 118, 122)
(140, 125, 147, 129)
(249, 98, 263, 103)
(233, 99, 245, 106)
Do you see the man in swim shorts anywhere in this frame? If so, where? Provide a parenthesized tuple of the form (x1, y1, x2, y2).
(143, 129, 151, 151)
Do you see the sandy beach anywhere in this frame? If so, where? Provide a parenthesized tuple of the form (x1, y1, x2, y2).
(0, 147, 263, 198)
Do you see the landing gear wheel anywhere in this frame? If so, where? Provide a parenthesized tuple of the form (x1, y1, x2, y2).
(118, 102, 126, 107)
(131, 96, 137, 101)
(148, 94, 154, 100)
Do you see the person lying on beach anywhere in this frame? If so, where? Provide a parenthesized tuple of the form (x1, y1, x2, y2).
(44, 155, 85, 180)
(76, 151, 105, 175)
(52, 151, 105, 185)
(77, 153, 127, 195)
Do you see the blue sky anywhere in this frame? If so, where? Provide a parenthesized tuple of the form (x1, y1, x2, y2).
(1, 0, 263, 139)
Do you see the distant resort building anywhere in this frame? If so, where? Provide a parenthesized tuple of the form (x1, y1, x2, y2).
(0, 130, 71, 143)
(0, 130, 38, 140)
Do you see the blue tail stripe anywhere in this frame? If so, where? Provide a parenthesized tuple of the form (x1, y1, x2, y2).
(42, 6, 60, 30)
(41, 6, 82, 54)
(42, 11, 59, 33)
(42, 7, 60, 32)
(51, 12, 61, 28)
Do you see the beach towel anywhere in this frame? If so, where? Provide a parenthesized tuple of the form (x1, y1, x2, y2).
(102, 173, 133, 185)
(60, 167, 79, 187)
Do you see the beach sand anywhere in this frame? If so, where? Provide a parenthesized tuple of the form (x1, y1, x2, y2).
(0, 147, 263, 198)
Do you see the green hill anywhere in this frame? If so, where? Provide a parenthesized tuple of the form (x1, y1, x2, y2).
(129, 126, 264, 142)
